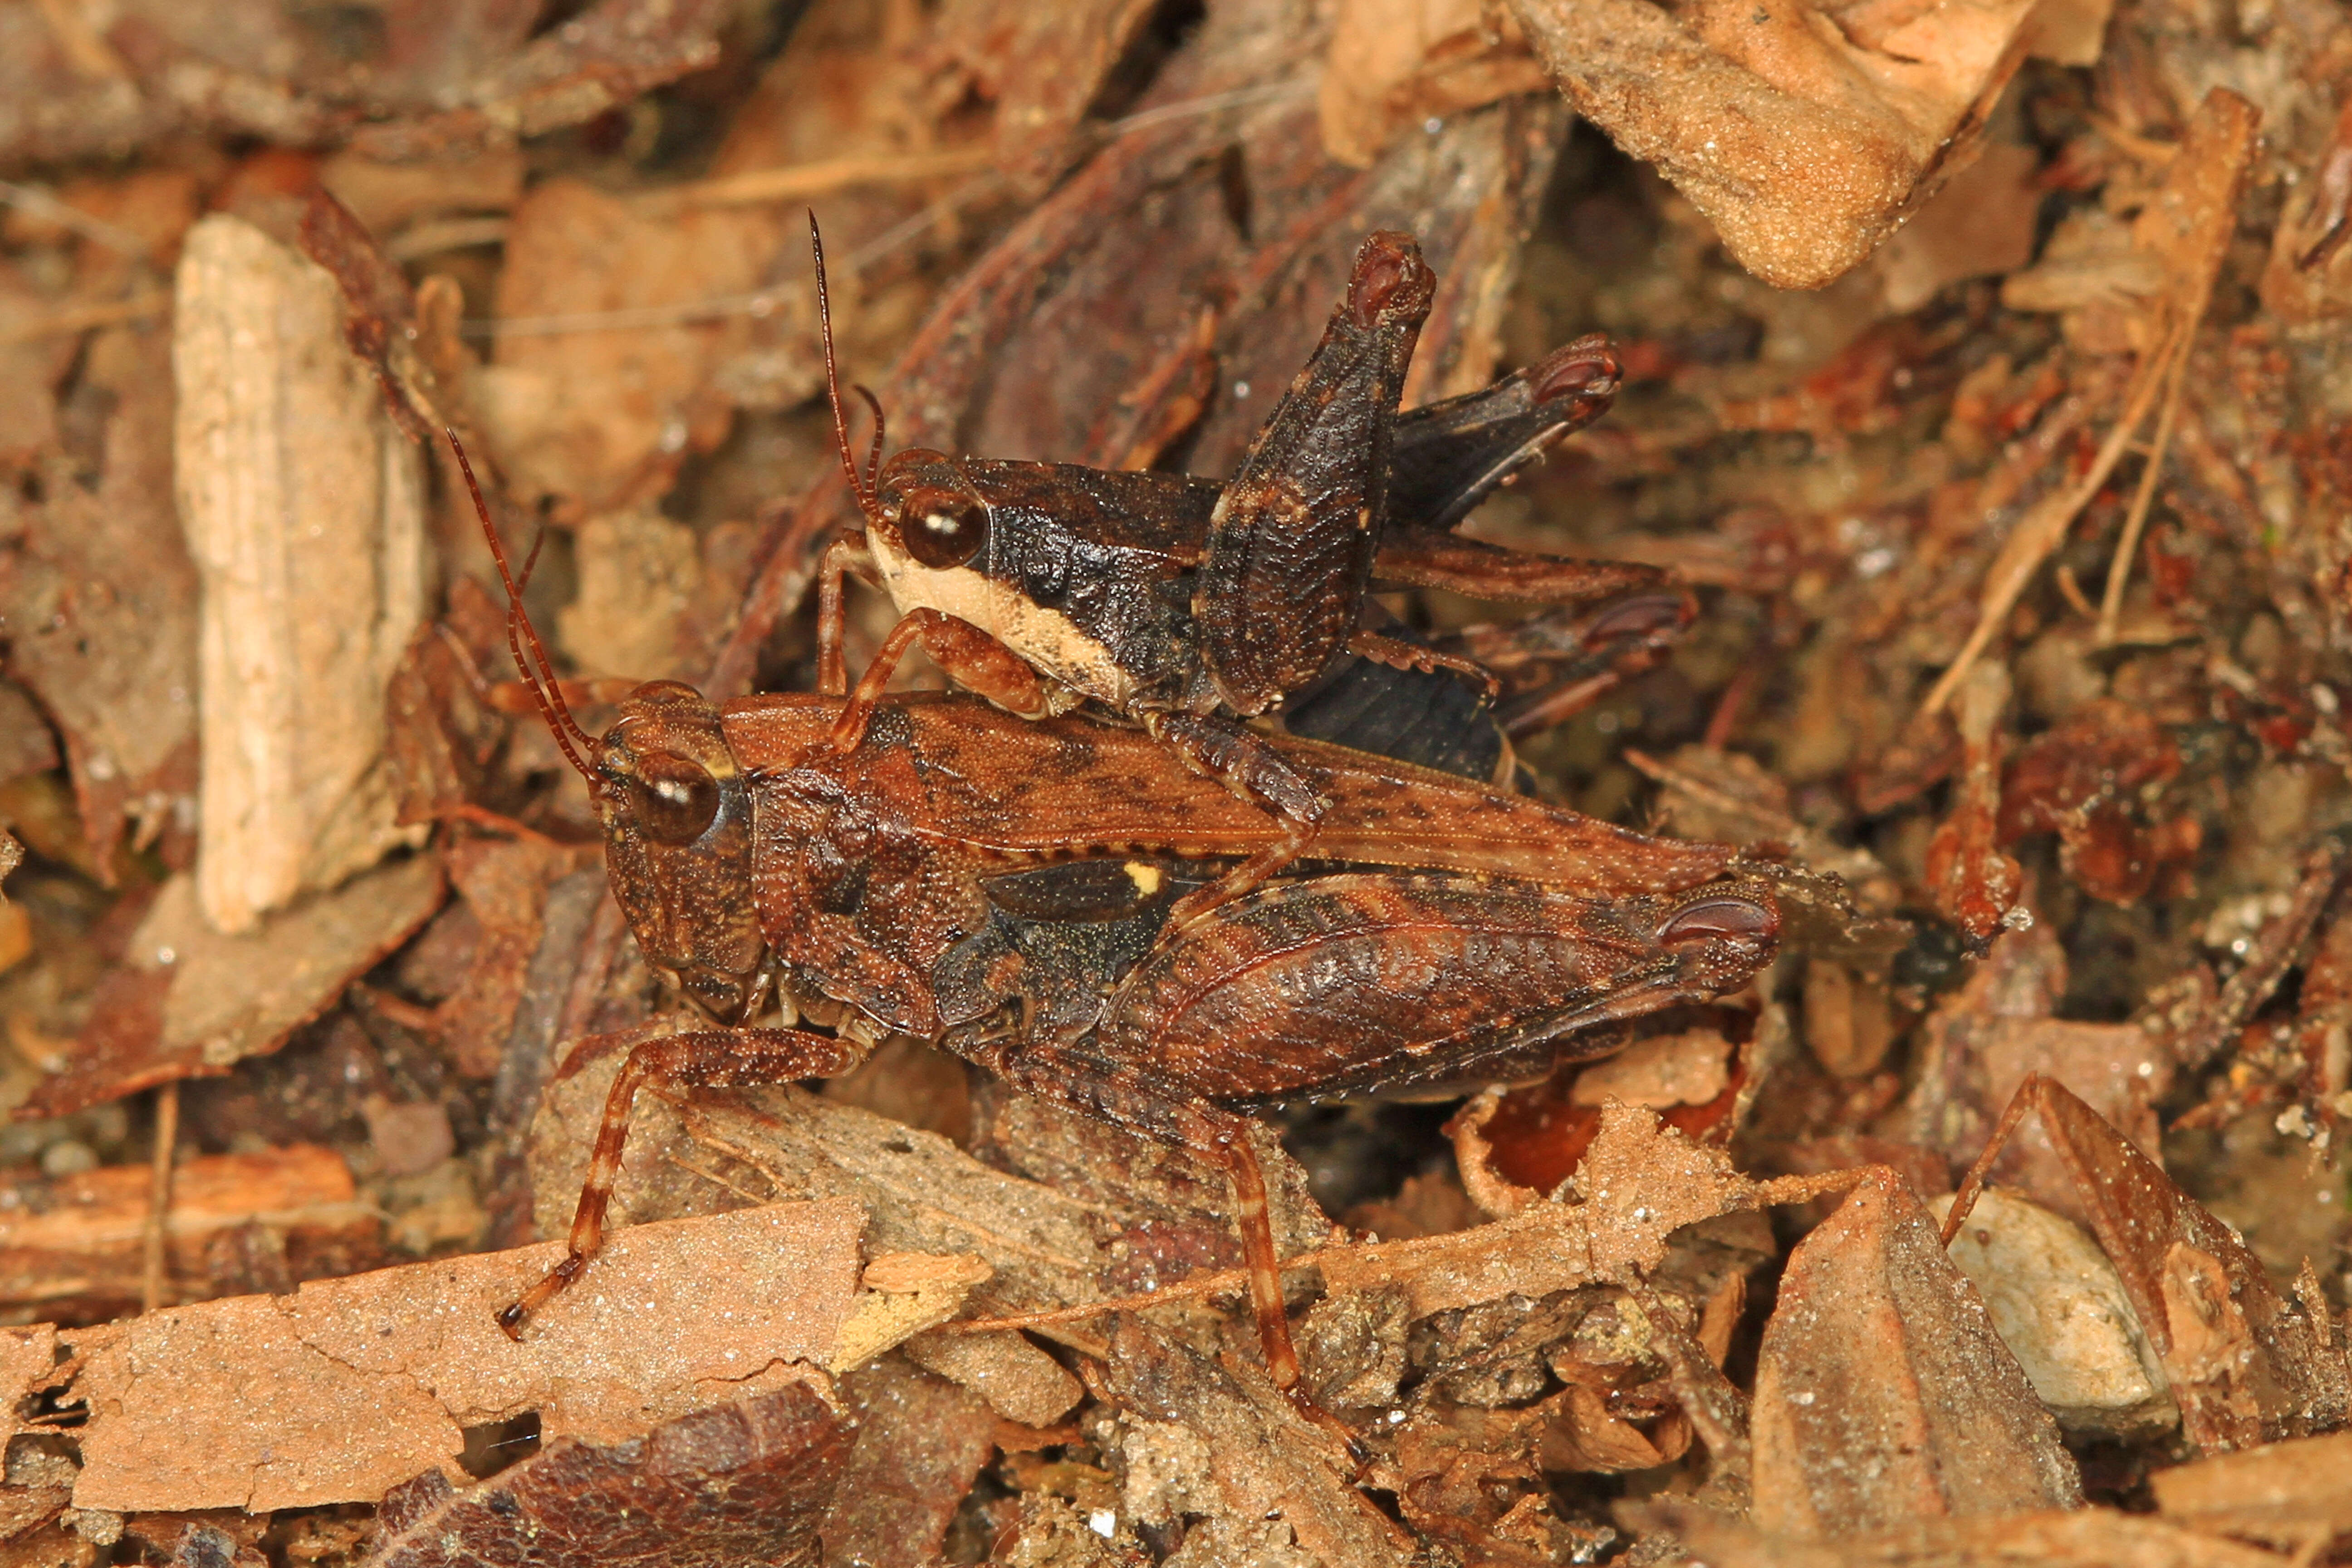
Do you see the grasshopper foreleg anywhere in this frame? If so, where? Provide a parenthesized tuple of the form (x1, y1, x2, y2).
(499, 1024, 868, 1337)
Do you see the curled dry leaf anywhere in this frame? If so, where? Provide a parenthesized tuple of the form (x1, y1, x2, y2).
(364, 1381, 846, 1568)
(61, 1199, 862, 1512)
(1751, 1167, 2083, 1538)
(1506, 0, 2040, 288)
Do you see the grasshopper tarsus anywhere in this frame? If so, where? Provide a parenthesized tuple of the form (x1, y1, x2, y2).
(1345, 630, 1502, 701)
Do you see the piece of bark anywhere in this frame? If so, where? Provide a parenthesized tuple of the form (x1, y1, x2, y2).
(1933, 1188, 2175, 1439)
(0, 324, 201, 875)
(1752, 1168, 2082, 1538)
(1509, 0, 2038, 289)
(364, 1382, 846, 1568)
(0, 1145, 377, 1320)
(173, 212, 429, 936)
(61, 1198, 863, 1512)
(819, 1357, 999, 1568)
(27, 856, 445, 1117)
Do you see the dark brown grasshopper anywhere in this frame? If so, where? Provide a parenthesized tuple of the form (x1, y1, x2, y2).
(454, 443, 1774, 1398)
(812, 223, 1664, 925)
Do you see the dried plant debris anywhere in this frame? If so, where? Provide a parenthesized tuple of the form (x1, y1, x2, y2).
(364, 1382, 846, 1568)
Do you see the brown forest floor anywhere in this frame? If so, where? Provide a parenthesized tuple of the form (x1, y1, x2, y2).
(2, 0, 2352, 1563)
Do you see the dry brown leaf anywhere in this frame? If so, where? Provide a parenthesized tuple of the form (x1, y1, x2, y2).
(29, 856, 445, 1118)
(1509, 0, 2040, 288)
(1752, 1168, 2082, 1537)
(59, 1199, 862, 1512)
(0, 323, 200, 875)
(363, 1382, 846, 1568)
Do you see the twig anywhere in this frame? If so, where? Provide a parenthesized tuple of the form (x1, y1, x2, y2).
(2096, 330, 2192, 642)
(1921, 317, 2187, 716)
(141, 1081, 179, 1315)
(638, 147, 999, 214)
(0, 287, 171, 346)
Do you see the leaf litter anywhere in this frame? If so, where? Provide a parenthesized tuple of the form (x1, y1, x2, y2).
(2, 0, 2352, 1562)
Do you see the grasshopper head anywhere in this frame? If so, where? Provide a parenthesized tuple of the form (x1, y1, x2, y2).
(592, 682, 767, 1025)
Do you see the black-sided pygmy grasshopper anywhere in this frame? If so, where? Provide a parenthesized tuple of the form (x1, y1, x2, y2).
(452, 438, 1774, 1405)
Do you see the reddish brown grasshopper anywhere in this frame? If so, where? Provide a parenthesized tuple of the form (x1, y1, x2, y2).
(811, 222, 1664, 926)
(451, 442, 1774, 1398)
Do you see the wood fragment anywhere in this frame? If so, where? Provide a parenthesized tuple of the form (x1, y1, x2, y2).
(0, 1145, 374, 1318)
(173, 213, 430, 935)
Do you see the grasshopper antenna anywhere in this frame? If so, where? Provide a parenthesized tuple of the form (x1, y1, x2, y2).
(446, 429, 598, 785)
(810, 210, 880, 519)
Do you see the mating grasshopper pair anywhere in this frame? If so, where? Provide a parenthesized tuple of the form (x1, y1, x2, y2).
(476, 229, 1771, 1402)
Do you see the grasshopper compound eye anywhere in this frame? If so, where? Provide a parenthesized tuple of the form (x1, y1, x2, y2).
(629, 752, 721, 845)
(892, 484, 989, 569)
(1656, 895, 1778, 948)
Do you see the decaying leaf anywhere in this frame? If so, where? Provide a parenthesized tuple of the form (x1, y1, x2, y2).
(1751, 1167, 2083, 1537)
(29, 855, 446, 1118)
(818, 1356, 1000, 1568)
(364, 1382, 846, 1568)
